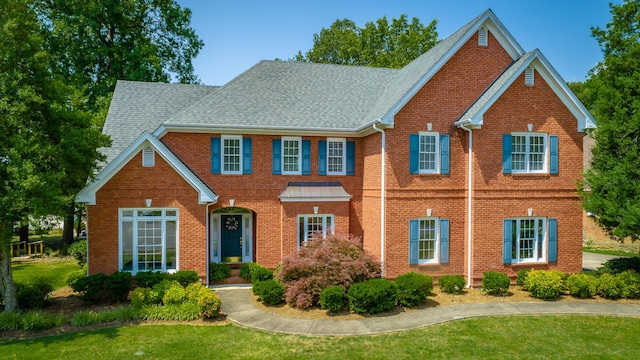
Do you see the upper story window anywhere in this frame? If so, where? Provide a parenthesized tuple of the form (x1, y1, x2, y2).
(327, 138, 346, 175)
(282, 137, 302, 175)
(503, 133, 558, 175)
(409, 133, 450, 175)
(222, 135, 242, 174)
(272, 137, 310, 175)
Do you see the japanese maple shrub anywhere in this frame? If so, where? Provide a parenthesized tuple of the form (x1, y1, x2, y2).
(277, 235, 380, 308)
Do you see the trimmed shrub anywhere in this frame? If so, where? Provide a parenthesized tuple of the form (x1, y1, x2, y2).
(618, 270, 640, 299)
(129, 287, 161, 308)
(395, 272, 433, 307)
(185, 283, 222, 318)
(251, 265, 274, 284)
(320, 286, 346, 313)
(69, 272, 108, 303)
(566, 273, 597, 298)
(524, 270, 565, 300)
(516, 269, 531, 288)
(152, 280, 181, 302)
(106, 271, 132, 302)
(481, 271, 510, 296)
(278, 235, 380, 308)
(16, 277, 54, 309)
(598, 256, 640, 275)
(171, 270, 200, 287)
(162, 282, 187, 305)
(209, 262, 231, 282)
(68, 240, 87, 266)
(438, 275, 466, 294)
(253, 280, 285, 305)
(348, 279, 397, 314)
(597, 273, 623, 299)
(134, 271, 169, 288)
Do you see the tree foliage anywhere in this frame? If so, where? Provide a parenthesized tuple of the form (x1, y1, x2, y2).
(293, 14, 438, 68)
(579, 0, 640, 241)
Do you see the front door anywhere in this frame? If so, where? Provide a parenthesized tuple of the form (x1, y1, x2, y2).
(221, 215, 242, 262)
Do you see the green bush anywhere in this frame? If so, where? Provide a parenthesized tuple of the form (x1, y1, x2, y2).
(20, 311, 66, 331)
(68, 240, 87, 266)
(239, 262, 258, 280)
(152, 280, 181, 302)
(438, 275, 466, 294)
(251, 265, 274, 284)
(516, 269, 531, 287)
(186, 283, 222, 318)
(395, 272, 433, 307)
(618, 270, 640, 299)
(128, 287, 161, 308)
(481, 271, 510, 296)
(162, 282, 187, 305)
(320, 286, 346, 313)
(597, 273, 623, 299)
(106, 271, 132, 302)
(253, 280, 285, 305)
(598, 257, 640, 274)
(171, 270, 200, 287)
(15, 277, 54, 309)
(142, 303, 202, 321)
(0, 311, 23, 331)
(209, 262, 231, 282)
(524, 270, 565, 300)
(134, 271, 169, 288)
(348, 279, 397, 314)
(68, 272, 108, 303)
(566, 273, 597, 298)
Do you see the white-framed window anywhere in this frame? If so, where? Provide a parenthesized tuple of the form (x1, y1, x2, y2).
(511, 133, 547, 173)
(508, 218, 546, 263)
(297, 214, 334, 247)
(120, 208, 178, 273)
(419, 132, 439, 173)
(327, 138, 346, 175)
(222, 135, 242, 174)
(418, 218, 439, 264)
(282, 136, 302, 175)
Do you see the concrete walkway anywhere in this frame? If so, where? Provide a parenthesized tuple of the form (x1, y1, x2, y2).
(213, 253, 640, 336)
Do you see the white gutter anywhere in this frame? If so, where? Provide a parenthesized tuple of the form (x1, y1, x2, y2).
(457, 120, 473, 288)
(372, 122, 386, 278)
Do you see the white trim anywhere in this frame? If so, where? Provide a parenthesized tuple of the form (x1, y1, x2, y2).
(418, 132, 440, 174)
(210, 211, 253, 263)
(297, 214, 334, 248)
(326, 137, 347, 175)
(281, 136, 302, 175)
(416, 217, 440, 265)
(76, 132, 218, 205)
(221, 134, 243, 175)
(508, 217, 547, 264)
(510, 132, 548, 174)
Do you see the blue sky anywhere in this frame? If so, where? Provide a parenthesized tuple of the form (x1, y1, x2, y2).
(177, 0, 619, 86)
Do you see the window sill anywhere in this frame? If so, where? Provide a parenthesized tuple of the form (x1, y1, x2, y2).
(510, 261, 548, 267)
(510, 172, 550, 178)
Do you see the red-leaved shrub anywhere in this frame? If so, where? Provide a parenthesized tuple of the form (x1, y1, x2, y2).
(277, 235, 380, 308)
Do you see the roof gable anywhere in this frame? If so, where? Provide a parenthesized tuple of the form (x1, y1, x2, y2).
(76, 132, 218, 205)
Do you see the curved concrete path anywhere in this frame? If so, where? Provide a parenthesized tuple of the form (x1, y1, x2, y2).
(213, 285, 640, 336)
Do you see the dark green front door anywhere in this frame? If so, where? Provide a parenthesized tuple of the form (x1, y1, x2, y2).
(221, 215, 242, 262)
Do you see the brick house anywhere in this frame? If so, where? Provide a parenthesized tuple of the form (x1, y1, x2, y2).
(76, 10, 596, 286)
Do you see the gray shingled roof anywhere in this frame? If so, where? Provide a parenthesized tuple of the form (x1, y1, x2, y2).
(101, 81, 219, 163)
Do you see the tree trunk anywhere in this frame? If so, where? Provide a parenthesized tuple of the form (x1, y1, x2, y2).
(61, 202, 75, 254)
(18, 225, 28, 243)
(0, 248, 17, 311)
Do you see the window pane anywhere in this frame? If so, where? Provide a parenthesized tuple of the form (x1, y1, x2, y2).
(223, 138, 241, 172)
(328, 140, 344, 173)
(511, 135, 527, 171)
(299, 218, 305, 244)
(283, 139, 299, 172)
(137, 220, 163, 271)
(418, 219, 436, 261)
(519, 219, 535, 260)
(122, 221, 133, 271)
(419, 135, 437, 171)
(166, 221, 177, 271)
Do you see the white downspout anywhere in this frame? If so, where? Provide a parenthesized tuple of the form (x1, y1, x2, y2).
(458, 123, 473, 288)
(205, 202, 215, 285)
(372, 122, 386, 278)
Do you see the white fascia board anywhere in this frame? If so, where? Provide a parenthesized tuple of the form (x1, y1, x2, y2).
(76, 132, 218, 205)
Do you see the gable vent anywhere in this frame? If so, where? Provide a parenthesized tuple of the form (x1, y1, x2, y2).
(142, 147, 155, 167)
(525, 67, 535, 86)
(478, 27, 488, 46)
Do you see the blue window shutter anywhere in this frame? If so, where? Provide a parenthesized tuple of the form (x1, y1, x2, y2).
(548, 218, 557, 262)
(211, 137, 221, 174)
(318, 140, 327, 175)
(272, 139, 281, 175)
(549, 135, 558, 174)
(503, 219, 513, 264)
(302, 140, 311, 175)
(346, 141, 355, 175)
(409, 220, 419, 264)
(440, 134, 450, 174)
(410, 134, 419, 174)
(243, 137, 252, 174)
(440, 219, 449, 264)
(502, 134, 512, 174)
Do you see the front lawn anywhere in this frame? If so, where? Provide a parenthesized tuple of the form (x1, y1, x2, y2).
(11, 258, 80, 290)
(2, 315, 639, 359)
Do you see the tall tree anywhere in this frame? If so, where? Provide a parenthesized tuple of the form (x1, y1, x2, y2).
(579, 0, 640, 241)
(294, 14, 438, 68)
(33, 0, 204, 249)
(0, 0, 108, 310)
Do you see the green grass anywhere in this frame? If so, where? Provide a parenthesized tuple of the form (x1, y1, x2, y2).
(583, 247, 638, 257)
(11, 258, 81, 289)
(1, 315, 640, 359)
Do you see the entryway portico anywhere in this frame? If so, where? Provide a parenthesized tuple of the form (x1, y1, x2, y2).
(210, 207, 254, 263)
